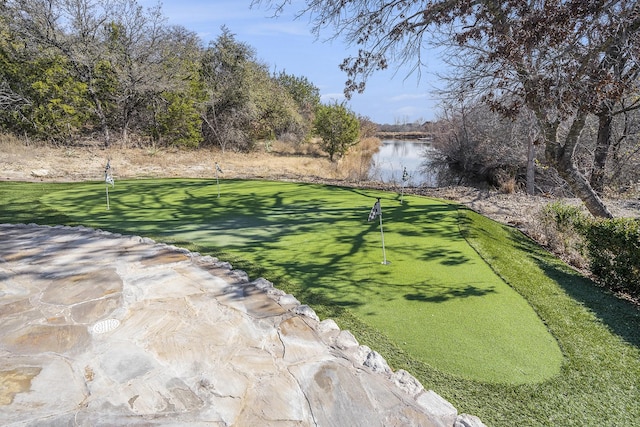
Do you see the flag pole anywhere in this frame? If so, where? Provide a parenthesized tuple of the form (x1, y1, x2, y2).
(400, 166, 408, 204)
(378, 204, 389, 264)
(215, 162, 223, 198)
(216, 169, 220, 198)
(104, 159, 112, 210)
(368, 197, 390, 264)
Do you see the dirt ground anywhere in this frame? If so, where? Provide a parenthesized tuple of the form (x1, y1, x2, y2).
(2, 139, 639, 244)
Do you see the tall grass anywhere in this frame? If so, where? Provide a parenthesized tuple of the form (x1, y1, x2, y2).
(336, 136, 381, 181)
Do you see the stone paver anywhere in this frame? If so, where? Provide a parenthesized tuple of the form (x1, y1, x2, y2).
(0, 223, 485, 426)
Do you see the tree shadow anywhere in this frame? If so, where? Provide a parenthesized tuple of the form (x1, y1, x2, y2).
(12, 179, 500, 314)
(507, 221, 640, 349)
(404, 282, 497, 303)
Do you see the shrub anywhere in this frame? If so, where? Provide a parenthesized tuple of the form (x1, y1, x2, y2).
(581, 218, 640, 297)
(540, 201, 640, 299)
(313, 102, 360, 161)
(539, 202, 588, 268)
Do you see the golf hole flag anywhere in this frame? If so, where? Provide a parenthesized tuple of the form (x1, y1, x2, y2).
(214, 162, 223, 198)
(400, 166, 409, 204)
(104, 160, 114, 210)
(368, 199, 381, 222)
(367, 198, 390, 264)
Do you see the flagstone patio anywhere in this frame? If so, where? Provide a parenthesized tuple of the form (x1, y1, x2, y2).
(0, 223, 485, 426)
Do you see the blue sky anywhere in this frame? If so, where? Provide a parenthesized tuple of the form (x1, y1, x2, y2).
(149, 0, 444, 124)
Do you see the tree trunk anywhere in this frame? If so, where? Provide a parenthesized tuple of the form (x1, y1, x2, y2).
(526, 137, 536, 195)
(556, 159, 613, 218)
(545, 111, 613, 218)
(88, 87, 111, 148)
(590, 113, 612, 194)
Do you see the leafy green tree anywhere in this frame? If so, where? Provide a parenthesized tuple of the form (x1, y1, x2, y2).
(274, 71, 320, 140)
(250, 71, 303, 142)
(103, 3, 203, 145)
(25, 55, 92, 140)
(201, 27, 309, 151)
(313, 102, 360, 161)
(200, 27, 258, 151)
(0, 20, 91, 141)
(5, 0, 120, 146)
(130, 25, 205, 147)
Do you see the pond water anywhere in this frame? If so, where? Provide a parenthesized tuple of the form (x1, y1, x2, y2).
(369, 139, 437, 186)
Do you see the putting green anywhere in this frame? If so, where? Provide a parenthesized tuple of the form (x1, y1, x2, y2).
(39, 178, 563, 384)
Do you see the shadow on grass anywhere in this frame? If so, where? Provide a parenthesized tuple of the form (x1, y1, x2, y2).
(405, 283, 497, 303)
(6, 180, 493, 314)
(532, 249, 640, 349)
(490, 212, 640, 350)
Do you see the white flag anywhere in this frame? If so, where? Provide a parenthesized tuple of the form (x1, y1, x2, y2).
(368, 200, 381, 221)
(105, 160, 114, 187)
(402, 167, 409, 182)
(215, 162, 223, 173)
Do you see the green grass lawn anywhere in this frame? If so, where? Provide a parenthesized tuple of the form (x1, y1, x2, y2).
(1, 178, 639, 426)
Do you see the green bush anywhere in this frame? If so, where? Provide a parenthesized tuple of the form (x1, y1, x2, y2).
(581, 217, 640, 297)
(540, 202, 640, 298)
(539, 202, 588, 266)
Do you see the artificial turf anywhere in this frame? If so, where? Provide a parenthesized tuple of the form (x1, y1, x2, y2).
(1, 178, 639, 426)
(34, 178, 562, 384)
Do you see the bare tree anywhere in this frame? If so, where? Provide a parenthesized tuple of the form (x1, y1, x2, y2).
(104, 1, 201, 143)
(256, 0, 640, 217)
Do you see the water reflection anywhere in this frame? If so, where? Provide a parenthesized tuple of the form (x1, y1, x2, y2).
(370, 139, 437, 186)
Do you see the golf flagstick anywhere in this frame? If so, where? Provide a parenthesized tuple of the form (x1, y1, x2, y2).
(368, 198, 390, 264)
(400, 166, 409, 204)
(215, 162, 223, 198)
(104, 160, 114, 210)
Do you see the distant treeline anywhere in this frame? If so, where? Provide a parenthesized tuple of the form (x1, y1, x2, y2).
(0, 1, 321, 150)
(375, 132, 433, 140)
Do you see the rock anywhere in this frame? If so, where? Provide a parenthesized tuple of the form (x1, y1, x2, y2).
(30, 169, 49, 177)
(455, 413, 489, 427)
(292, 304, 320, 321)
(363, 350, 392, 374)
(417, 390, 459, 426)
(0, 223, 484, 426)
(335, 329, 360, 350)
(393, 369, 425, 397)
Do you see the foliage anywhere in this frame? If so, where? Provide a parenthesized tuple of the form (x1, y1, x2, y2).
(273, 71, 320, 141)
(431, 102, 531, 188)
(0, 2, 318, 149)
(539, 201, 589, 267)
(200, 28, 315, 152)
(273, 71, 320, 117)
(539, 201, 640, 299)
(313, 102, 360, 161)
(581, 217, 640, 297)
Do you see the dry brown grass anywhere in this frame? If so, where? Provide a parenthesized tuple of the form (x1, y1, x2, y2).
(0, 135, 380, 184)
(335, 137, 381, 182)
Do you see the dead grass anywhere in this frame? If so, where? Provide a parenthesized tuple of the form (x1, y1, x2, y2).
(0, 136, 369, 183)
